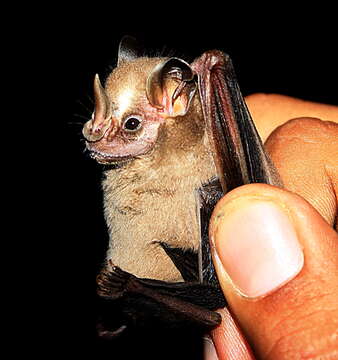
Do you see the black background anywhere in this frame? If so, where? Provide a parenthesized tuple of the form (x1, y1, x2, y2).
(35, 6, 337, 359)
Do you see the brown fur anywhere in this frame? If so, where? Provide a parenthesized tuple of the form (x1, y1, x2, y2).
(101, 59, 217, 281)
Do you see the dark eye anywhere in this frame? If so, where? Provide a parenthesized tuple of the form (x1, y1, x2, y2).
(123, 116, 142, 132)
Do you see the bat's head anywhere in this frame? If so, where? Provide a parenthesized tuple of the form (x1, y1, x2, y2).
(83, 36, 199, 165)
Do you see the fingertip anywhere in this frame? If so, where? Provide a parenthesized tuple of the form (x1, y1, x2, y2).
(211, 195, 304, 299)
(207, 308, 255, 360)
(204, 336, 219, 360)
(211, 308, 254, 360)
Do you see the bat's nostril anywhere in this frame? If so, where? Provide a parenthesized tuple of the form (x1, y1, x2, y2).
(93, 124, 102, 134)
(83, 120, 103, 141)
(83, 117, 116, 142)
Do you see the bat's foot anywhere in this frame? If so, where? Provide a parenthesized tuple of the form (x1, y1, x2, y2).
(97, 265, 132, 299)
(96, 262, 226, 333)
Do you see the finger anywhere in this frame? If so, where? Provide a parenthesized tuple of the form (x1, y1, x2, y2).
(264, 117, 338, 227)
(209, 184, 338, 359)
(204, 307, 256, 360)
(245, 94, 338, 142)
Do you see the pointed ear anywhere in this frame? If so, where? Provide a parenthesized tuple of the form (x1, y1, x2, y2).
(117, 35, 142, 66)
(146, 58, 196, 117)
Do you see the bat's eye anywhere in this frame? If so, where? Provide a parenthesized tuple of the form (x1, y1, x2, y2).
(123, 116, 142, 132)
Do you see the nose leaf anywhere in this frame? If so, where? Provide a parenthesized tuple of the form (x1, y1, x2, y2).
(83, 117, 113, 142)
(83, 74, 113, 142)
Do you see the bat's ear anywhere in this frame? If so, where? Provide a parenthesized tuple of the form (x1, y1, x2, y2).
(117, 35, 142, 66)
(146, 58, 196, 117)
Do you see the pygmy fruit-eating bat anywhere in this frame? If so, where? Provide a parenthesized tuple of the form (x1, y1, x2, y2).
(82, 36, 282, 337)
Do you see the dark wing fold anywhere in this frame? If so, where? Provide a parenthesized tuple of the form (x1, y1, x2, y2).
(159, 242, 199, 282)
(196, 178, 224, 286)
(192, 50, 282, 193)
(192, 50, 282, 296)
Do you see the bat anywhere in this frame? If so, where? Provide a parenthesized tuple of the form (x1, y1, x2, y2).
(82, 36, 282, 339)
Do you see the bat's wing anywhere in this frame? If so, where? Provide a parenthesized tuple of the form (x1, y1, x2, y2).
(196, 178, 224, 286)
(191, 50, 282, 289)
(192, 50, 282, 193)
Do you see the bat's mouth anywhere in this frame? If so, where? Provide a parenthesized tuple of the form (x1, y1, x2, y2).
(87, 147, 133, 165)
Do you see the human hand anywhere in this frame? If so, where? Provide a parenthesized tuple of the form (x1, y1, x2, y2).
(205, 95, 338, 359)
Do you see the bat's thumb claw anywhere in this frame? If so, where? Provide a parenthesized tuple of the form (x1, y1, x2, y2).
(97, 322, 128, 339)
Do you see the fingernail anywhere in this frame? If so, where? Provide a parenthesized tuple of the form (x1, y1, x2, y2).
(204, 337, 219, 360)
(213, 201, 304, 298)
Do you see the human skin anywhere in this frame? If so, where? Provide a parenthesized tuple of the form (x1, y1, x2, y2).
(204, 94, 338, 360)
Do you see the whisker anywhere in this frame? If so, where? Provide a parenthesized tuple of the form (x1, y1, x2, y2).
(76, 99, 93, 116)
(68, 122, 84, 127)
(86, 94, 94, 105)
(73, 113, 90, 121)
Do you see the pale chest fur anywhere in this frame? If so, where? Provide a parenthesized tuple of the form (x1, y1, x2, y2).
(102, 142, 216, 281)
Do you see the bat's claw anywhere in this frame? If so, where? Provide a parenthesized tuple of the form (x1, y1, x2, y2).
(97, 322, 127, 340)
(97, 266, 132, 299)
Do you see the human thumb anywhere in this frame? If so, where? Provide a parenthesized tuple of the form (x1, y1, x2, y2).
(209, 184, 338, 359)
